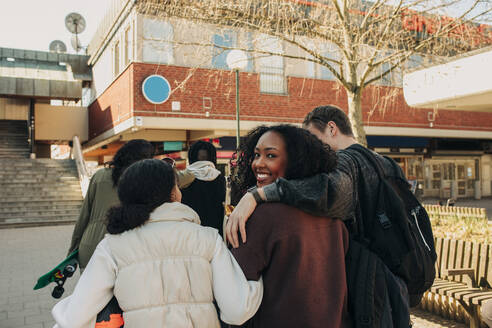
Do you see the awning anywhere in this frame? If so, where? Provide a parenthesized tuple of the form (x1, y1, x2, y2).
(403, 48, 492, 112)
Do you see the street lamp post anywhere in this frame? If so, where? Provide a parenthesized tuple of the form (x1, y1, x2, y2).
(226, 50, 248, 149)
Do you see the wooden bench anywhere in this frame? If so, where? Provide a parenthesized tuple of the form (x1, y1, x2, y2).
(419, 237, 492, 327)
(424, 204, 488, 220)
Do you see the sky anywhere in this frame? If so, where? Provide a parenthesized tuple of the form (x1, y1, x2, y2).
(0, 0, 113, 54)
(1, 0, 489, 55)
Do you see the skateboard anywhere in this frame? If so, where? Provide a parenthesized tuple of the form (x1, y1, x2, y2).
(34, 250, 124, 327)
(34, 250, 78, 298)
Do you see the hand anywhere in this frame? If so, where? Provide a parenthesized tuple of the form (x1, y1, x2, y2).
(225, 192, 257, 248)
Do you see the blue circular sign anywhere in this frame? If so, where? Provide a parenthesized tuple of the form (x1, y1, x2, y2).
(142, 75, 171, 104)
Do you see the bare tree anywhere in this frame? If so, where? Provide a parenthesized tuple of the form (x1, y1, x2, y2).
(137, 0, 492, 144)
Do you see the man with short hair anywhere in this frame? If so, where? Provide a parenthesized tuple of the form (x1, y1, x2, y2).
(226, 105, 412, 327)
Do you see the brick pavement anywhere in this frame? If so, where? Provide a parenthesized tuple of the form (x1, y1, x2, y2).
(0, 225, 470, 328)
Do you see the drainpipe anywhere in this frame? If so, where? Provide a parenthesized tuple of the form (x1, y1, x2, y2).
(29, 98, 35, 159)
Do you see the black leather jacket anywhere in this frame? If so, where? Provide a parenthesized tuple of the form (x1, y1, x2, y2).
(267, 144, 405, 222)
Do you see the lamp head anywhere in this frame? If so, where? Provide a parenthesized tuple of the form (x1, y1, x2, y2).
(227, 50, 248, 71)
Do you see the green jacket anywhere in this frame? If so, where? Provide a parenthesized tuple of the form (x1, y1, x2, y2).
(68, 168, 120, 268)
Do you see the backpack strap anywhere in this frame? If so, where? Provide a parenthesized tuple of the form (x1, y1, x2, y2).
(348, 146, 393, 230)
(340, 150, 366, 241)
(350, 145, 387, 180)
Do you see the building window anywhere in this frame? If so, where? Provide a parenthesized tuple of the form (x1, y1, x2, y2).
(124, 26, 132, 65)
(301, 41, 315, 79)
(114, 41, 120, 77)
(212, 30, 236, 69)
(245, 32, 254, 72)
(142, 19, 174, 64)
(407, 54, 423, 70)
(319, 51, 337, 80)
(133, 20, 137, 60)
(257, 34, 285, 94)
(380, 52, 393, 86)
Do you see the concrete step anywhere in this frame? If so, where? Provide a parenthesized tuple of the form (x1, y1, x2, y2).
(0, 209, 80, 218)
(0, 135, 28, 140)
(0, 177, 79, 183)
(0, 133, 28, 138)
(0, 199, 83, 208)
(0, 139, 29, 144)
(0, 168, 77, 173)
(0, 162, 76, 168)
(1, 189, 82, 197)
(0, 158, 75, 164)
(1, 183, 81, 189)
(0, 166, 77, 171)
(0, 142, 29, 147)
(0, 149, 30, 154)
(0, 168, 76, 174)
(0, 157, 84, 227)
(1, 192, 83, 200)
(0, 203, 82, 213)
(0, 177, 78, 183)
(0, 195, 83, 202)
(0, 177, 79, 184)
(0, 153, 30, 158)
(0, 218, 77, 229)
(2, 183, 81, 189)
(0, 214, 79, 226)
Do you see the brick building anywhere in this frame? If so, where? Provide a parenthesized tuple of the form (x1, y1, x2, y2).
(53, 0, 492, 198)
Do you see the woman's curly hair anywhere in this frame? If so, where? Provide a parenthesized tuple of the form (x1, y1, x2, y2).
(230, 124, 337, 204)
(107, 159, 176, 234)
(108, 139, 154, 186)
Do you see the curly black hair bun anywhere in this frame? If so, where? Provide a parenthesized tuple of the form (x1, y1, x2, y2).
(107, 159, 176, 234)
(106, 204, 152, 234)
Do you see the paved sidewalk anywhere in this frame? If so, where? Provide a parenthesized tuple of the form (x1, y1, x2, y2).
(0, 225, 79, 328)
(0, 225, 470, 328)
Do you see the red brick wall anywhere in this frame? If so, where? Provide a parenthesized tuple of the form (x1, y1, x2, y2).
(88, 66, 133, 139)
(88, 62, 492, 139)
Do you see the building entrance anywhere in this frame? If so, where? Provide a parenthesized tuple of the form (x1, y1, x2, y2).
(423, 158, 478, 199)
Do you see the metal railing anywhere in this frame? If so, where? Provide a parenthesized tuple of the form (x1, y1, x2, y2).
(72, 135, 91, 198)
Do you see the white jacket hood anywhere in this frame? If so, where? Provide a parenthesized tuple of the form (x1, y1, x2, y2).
(187, 161, 221, 181)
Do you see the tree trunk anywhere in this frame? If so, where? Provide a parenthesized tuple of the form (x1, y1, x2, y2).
(346, 88, 367, 146)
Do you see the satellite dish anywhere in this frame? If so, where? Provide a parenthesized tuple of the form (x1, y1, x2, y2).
(49, 40, 67, 53)
(65, 12, 86, 34)
(71, 35, 82, 52)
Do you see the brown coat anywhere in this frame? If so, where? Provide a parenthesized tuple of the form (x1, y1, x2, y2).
(231, 203, 350, 328)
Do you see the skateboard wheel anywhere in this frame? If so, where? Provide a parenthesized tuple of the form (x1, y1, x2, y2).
(52, 285, 65, 299)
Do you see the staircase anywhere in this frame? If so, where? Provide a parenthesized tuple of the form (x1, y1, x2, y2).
(0, 158, 84, 228)
(0, 120, 30, 158)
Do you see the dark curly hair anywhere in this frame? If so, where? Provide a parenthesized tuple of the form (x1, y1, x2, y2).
(188, 140, 217, 165)
(108, 139, 154, 186)
(231, 124, 337, 203)
(107, 159, 176, 234)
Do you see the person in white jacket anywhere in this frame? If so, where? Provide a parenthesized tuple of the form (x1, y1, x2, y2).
(52, 158, 263, 328)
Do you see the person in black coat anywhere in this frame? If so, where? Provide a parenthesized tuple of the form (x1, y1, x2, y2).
(181, 141, 226, 236)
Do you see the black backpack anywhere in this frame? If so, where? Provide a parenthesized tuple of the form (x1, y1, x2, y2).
(347, 146, 437, 300)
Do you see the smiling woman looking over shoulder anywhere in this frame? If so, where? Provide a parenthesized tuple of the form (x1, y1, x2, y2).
(230, 125, 350, 328)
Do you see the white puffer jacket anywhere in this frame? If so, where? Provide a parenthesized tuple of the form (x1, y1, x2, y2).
(52, 202, 263, 328)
